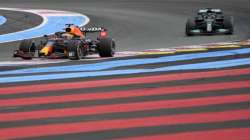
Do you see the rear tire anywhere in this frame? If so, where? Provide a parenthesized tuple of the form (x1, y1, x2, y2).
(67, 41, 83, 60)
(224, 16, 234, 35)
(186, 18, 196, 36)
(98, 38, 115, 57)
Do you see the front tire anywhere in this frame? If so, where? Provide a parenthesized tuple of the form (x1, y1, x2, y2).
(186, 18, 196, 36)
(97, 38, 115, 57)
(67, 41, 83, 60)
(19, 40, 36, 54)
(224, 16, 234, 35)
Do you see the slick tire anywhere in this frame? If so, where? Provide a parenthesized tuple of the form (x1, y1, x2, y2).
(19, 40, 36, 55)
(224, 16, 234, 35)
(98, 37, 115, 57)
(185, 18, 196, 36)
(67, 41, 83, 60)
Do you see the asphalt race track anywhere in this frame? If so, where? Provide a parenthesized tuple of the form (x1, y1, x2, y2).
(0, 0, 250, 140)
(0, 0, 250, 58)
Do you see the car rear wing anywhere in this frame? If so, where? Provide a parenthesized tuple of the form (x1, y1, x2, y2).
(80, 27, 107, 32)
(80, 27, 109, 37)
(64, 24, 109, 37)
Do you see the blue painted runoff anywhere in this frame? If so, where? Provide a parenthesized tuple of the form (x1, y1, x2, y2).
(0, 57, 250, 84)
(1, 48, 250, 75)
(0, 16, 87, 43)
(0, 16, 7, 26)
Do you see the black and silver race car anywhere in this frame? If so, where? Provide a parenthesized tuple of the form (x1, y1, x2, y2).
(186, 8, 234, 36)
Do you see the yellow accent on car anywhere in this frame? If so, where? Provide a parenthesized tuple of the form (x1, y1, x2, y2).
(40, 46, 52, 56)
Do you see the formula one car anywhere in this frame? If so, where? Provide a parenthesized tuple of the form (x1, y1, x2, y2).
(13, 24, 116, 60)
(186, 8, 234, 36)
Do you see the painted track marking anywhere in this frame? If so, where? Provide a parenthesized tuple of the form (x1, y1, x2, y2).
(1, 92, 250, 122)
(1, 48, 250, 75)
(1, 57, 250, 84)
(0, 16, 7, 26)
(0, 109, 249, 140)
(1, 67, 250, 95)
(0, 8, 89, 43)
(120, 127, 250, 140)
(0, 78, 250, 107)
